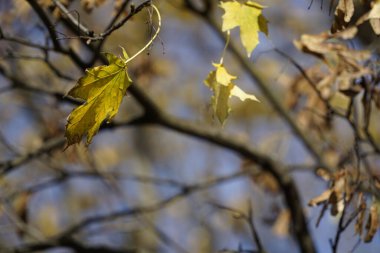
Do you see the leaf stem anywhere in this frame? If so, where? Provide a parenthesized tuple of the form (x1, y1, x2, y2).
(125, 4, 161, 64)
(219, 30, 230, 65)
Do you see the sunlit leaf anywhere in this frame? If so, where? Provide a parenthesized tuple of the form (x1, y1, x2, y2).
(204, 63, 259, 125)
(204, 66, 233, 124)
(369, 2, 380, 19)
(231, 85, 259, 102)
(65, 53, 132, 146)
(120, 46, 129, 61)
(369, 2, 380, 34)
(220, 0, 268, 57)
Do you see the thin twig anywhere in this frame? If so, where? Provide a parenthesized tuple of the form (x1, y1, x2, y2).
(211, 202, 265, 253)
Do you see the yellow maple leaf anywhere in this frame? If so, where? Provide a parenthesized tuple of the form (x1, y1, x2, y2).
(220, 0, 268, 57)
(204, 63, 259, 124)
(65, 53, 132, 146)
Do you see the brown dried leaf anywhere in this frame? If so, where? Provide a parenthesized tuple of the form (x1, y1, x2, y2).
(286, 66, 331, 131)
(333, 26, 358, 39)
(329, 191, 340, 216)
(294, 32, 371, 97)
(81, 0, 106, 13)
(12, 191, 31, 224)
(339, 85, 362, 97)
(375, 176, 380, 189)
(308, 189, 332, 206)
(294, 32, 370, 63)
(12, 191, 32, 237)
(355, 193, 366, 236)
(354, 2, 380, 35)
(364, 204, 379, 242)
(370, 18, 380, 35)
(316, 168, 332, 181)
(368, 1, 380, 19)
(294, 33, 331, 60)
(332, 0, 355, 33)
(272, 209, 290, 237)
(251, 171, 279, 194)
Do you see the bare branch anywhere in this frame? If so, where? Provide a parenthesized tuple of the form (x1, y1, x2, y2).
(52, 0, 152, 43)
(211, 202, 265, 253)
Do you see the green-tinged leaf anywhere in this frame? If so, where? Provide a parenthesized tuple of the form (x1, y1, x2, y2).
(220, 0, 268, 57)
(205, 70, 233, 124)
(204, 63, 259, 124)
(120, 46, 129, 61)
(65, 53, 132, 146)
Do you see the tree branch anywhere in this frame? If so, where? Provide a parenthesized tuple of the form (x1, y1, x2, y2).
(52, 0, 152, 43)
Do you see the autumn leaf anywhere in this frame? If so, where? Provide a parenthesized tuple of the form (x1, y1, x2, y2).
(82, 0, 106, 13)
(308, 189, 332, 206)
(294, 32, 371, 97)
(308, 170, 347, 215)
(331, 0, 354, 33)
(368, 1, 380, 34)
(272, 209, 291, 237)
(204, 65, 234, 124)
(220, 0, 268, 57)
(368, 1, 380, 19)
(204, 63, 259, 124)
(12, 191, 32, 237)
(355, 193, 366, 236)
(65, 52, 132, 146)
(364, 203, 379, 242)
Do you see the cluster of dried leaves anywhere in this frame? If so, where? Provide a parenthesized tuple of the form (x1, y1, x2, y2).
(285, 0, 380, 244)
(332, 0, 380, 34)
(308, 167, 380, 242)
(288, 0, 380, 132)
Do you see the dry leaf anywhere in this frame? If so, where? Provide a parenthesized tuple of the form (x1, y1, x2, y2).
(368, 1, 380, 34)
(369, 18, 380, 34)
(332, 0, 355, 33)
(308, 170, 348, 214)
(308, 189, 333, 206)
(355, 193, 366, 236)
(12, 191, 32, 237)
(368, 1, 380, 19)
(272, 209, 290, 237)
(329, 191, 340, 216)
(316, 168, 332, 181)
(364, 204, 379, 242)
(81, 0, 106, 13)
(251, 171, 279, 194)
(294, 32, 371, 98)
